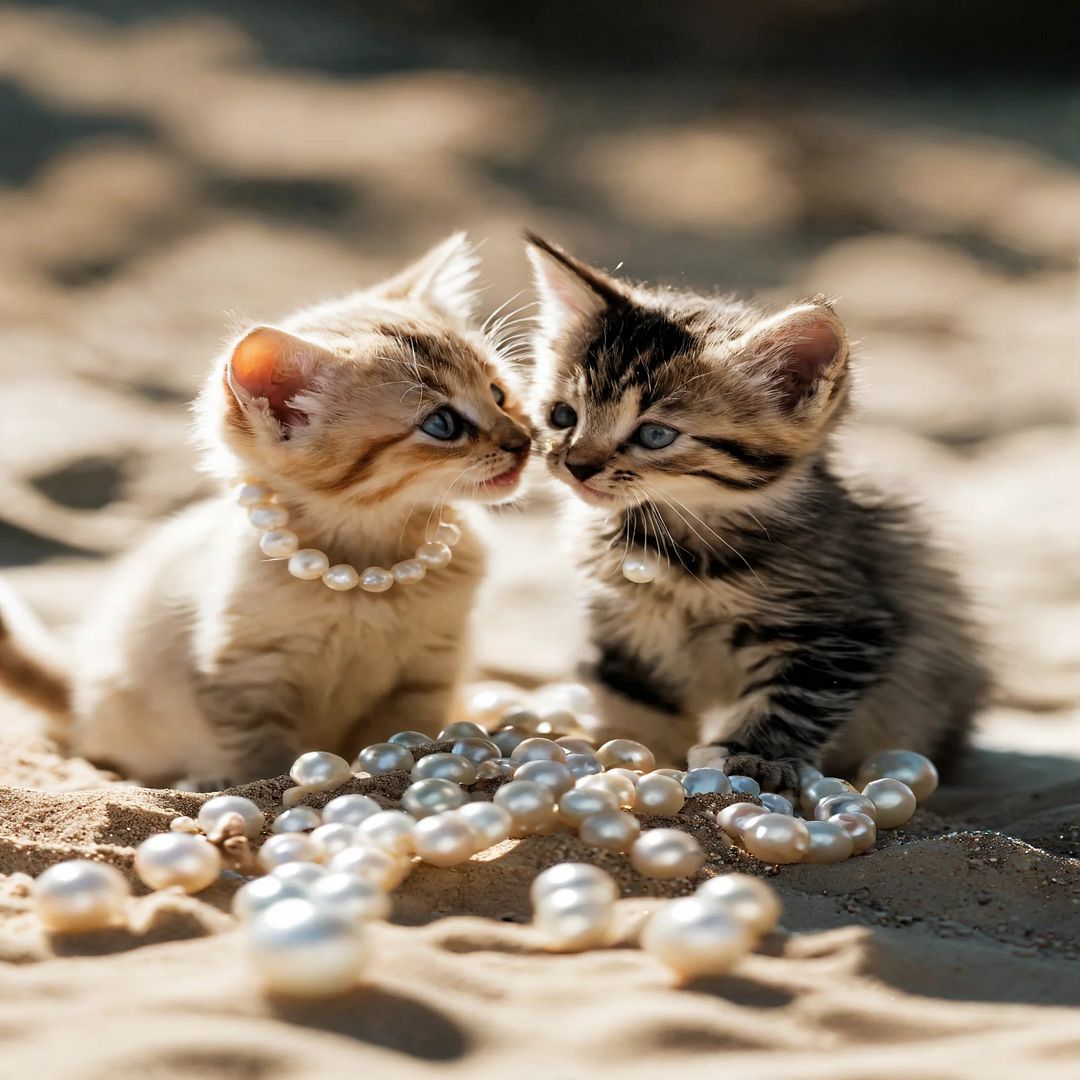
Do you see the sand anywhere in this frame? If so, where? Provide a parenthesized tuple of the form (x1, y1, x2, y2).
(1, 4, 1079, 1078)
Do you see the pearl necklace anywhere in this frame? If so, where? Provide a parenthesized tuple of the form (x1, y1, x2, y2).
(233, 480, 461, 593)
(621, 550, 662, 584)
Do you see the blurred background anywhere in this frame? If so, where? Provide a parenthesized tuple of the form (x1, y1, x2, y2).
(0, 1, 1076, 778)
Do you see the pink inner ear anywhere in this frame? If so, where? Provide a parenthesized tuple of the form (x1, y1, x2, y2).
(229, 328, 311, 429)
(774, 322, 841, 403)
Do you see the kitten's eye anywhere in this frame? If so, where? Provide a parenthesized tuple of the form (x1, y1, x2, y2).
(550, 402, 578, 429)
(491, 383, 505, 407)
(419, 406, 465, 441)
(634, 422, 679, 449)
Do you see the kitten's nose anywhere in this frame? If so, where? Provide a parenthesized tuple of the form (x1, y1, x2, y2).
(499, 428, 531, 455)
(566, 459, 604, 483)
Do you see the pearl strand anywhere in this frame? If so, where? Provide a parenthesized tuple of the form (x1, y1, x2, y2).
(234, 481, 461, 593)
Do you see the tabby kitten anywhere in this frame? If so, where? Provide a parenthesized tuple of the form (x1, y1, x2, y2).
(0, 234, 532, 789)
(527, 234, 988, 791)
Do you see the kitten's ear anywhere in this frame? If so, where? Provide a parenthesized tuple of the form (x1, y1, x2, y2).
(525, 232, 625, 335)
(226, 326, 332, 433)
(737, 301, 849, 412)
(376, 232, 481, 323)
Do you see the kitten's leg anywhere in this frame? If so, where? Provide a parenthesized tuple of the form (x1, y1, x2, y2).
(364, 638, 465, 744)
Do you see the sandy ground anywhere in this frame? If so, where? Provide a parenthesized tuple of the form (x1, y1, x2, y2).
(0, 4, 1078, 1078)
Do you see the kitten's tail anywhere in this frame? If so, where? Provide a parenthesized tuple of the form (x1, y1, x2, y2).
(0, 581, 72, 738)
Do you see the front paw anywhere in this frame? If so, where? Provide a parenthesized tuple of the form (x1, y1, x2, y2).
(721, 753, 800, 793)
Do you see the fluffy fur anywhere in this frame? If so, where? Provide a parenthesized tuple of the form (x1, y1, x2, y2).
(0, 234, 532, 788)
(527, 233, 988, 790)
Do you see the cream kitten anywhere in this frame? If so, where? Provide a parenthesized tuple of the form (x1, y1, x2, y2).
(0, 234, 532, 789)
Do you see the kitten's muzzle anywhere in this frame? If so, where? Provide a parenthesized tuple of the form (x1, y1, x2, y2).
(566, 458, 604, 483)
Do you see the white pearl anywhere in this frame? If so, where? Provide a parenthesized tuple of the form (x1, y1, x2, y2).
(359, 566, 394, 593)
(258, 833, 321, 871)
(249, 504, 289, 530)
(356, 810, 417, 856)
(391, 559, 426, 585)
(534, 887, 615, 952)
(310, 823, 360, 859)
(530, 862, 618, 908)
(577, 771, 636, 809)
(556, 736, 596, 755)
(354, 742, 413, 775)
(476, 758, 517, 780)
(510, 737, 567, 764)
(389, 730, 435, 749)
(288, 548, 330, 580)
(450, 737, 501, 765)
(642, 897, 753, 979)
(652, 768, 687, 783)
(758, 793, 794, 816)
(272, 806, 321, 834)
(716, 802, 768, 841)
(330, 845, 409, 890)
(742, 813, 811, 864)
(565, 753, 603, 779)
(799, 776, 855, 816)
(323, 564, 360, 591)
(829, 811, 877, 855)
(414, 813, 479, 867)
(622, 553, 659, 584)
(695, 873, 781, 936)
(798, 763, 825, 787)
(631, 828, 704, 880)
(134, 833, 222, 893)
(455, 801, 512, 849)
(411, 752, 477, 786)
(402, 778, 467, 818)
(578, 809, 640, 853)
(440, 720, 489, 739)
(533, 682, 597, 715)
(415, 540, 452, 568)
(858, 750, 939, 802)
(802, 820, 855, 863)
(434, 521, 462, 547)
(683, 768, 732, 797)
(289, 751, 352, 791)
(728, 775, 760, 796)
(232, 875, 310, 922)
(322, 794, 382, 826)
(862, 778, 917, 828)
(246, 898, 367, 998)
(259, 529, 300, 559)
(493, 779, 557, 836)
(463, 681, 528, 723)
(309, 872, 392, 921)
(235, 482, 271, 508)
(556, 787, 620, 828)
(197, 795, 265, 839)
(634, 774, 686, 816)
(815, 792, 877, 822)
(33, 860, 130, 932)
(513, 759, 575, 797)
(596, 739, 655, 772)
(271, 861, 328, 886)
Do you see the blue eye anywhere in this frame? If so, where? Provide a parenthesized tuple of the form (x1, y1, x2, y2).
(550, 402, 578, 429)
(491, 384, 505, 407)
(634, 422, 678, 449)
(419, 407, 464, 441)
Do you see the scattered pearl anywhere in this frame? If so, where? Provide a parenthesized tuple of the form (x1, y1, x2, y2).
(510, 737, 567, 764)
(634, 773, 686, 817)
(330, 845, 409, 890)
(323, 564, 360, 591)
(271, 861, 328, 886)
(310, 823, 360, 859)
(556, 736, 596, 755)
(533, 681, 596, 715)
(455, 801, 513, 849)
(499, 707, 543, 734)
(272, 806, 321, 834)
(463, 681, 528, 723)
(682, 768, 732, 797)
(391, 559, 426, 585)
(565, 753, 604, 779)
(493, 780, 557, 836)
(232, 875, 309, 922)
(411, 752, 477, 786)
(858, 750, 939, 802)
(322, 794, 382, 827)
(597, 739, 655, 772)
(476, 758, 517, 780)
(578, 809, 641, 853)
(258, 833, 321, 871)
(815, 792, 878, 822)
(513, 759, 575, 797)
(728, 775, 761, 797)
(235, 482, 271, 507)
(288, 548, 331, 580)
(354, 742, 414, 775)
(829, 811, 877, 855)
(556, 787, 621, 828)
(862, 778, 918, 828)
(414, 812, 480, 867)
(249, 504, 289, 530)
(799, 776, 855, 816)
(622, 553, 660, 584)
(356, 810, 417, 856)
(534, 887, 615, 952)
(360, 567, 394, 593)
(652, 768, 688, 783)
(402, 778, 467, 818)
(440, 720, 489, 740)
(716, 802, 767, 841)
(798, 763, 825, 787)
(309, 872, 391, 921)
(802, 820, 855, 863)
(491, 728, 528, 756)
(197, 795, 265, 839)
(434, 521, 462, 547)
(289, 751, 352, 791)
(135, 833, 222, 893)
(758, 792, 794, 816)
(388, 730, 434, 749)
(416, 540, 453, 568)
(631, 829, 704, 880)
(642, 897, 752, 979)
(450, 737, 501, 765)
(246, 898, 366, 998)
(742, 813, 811, 864)
(577, 772, 636, 809)
(695, 874, 781, 936)
(259, 529, 300, 559)
(33, 860, 130, 932)
(531, 863, 619, 908)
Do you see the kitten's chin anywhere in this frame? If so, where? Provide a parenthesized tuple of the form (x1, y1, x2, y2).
(469, 459, 527, 504)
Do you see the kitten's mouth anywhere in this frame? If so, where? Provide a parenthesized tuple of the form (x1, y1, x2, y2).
(478, 459, 526, 491)
(572, 481, 620, 506)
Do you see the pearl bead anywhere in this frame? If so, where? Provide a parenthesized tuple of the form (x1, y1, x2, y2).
(652, 768, 687, 783)
(33, 860, 130, 932)
(272, 806, 321, 834)
(434, 521, 462, 546)
(513, 759, 575, 797)
(493, 780, 557, 836)
(330, 845, 409, 890)
(414, 812, 479, 867)
(531, 863, 619, 908)
(288, 548, 330, 580)
(534, 887, 615, 952)
(631, 829, 704, 880)
(450, 737, 501, 765)
(622, 553, 659, 584)
(310, 823, 360, 859)
(829, 811, 877, 855)
(596, 739, 656, 772)
(463, 681, 528, 723)
(716, 802, 768, 841)
(323, 564, 360, 591)
(411, 752, 477, 786)
(728, 775, 761, 796)
(500, 707, 543, 734)
(510, 737, 567, 764)
(642, 897, 752, 979)
(799, 776, 855, 816)
(355, 742, 413, 775)
(391, 559, 426, 585)
(271, 861, 328, 885)
(742, 813, 811, 864)
(606, 767, 643, 789)
(235, 482, 271, 507)
(758, 792, 794, 816)
(576, 772, 636, 809)
(249, 504, 289, 530)
(455, 801, 513, 849)
(634, 773, 686, 816)
(258, 833, 320, 871)
(403, 778, 467, 818)
(815, 792, 878, 822)
(862, 778, 917, 828)
(322, 794, 382, 827)
(491, 728, 528, 756)
(356, 810, 417, 856)
(695, 873, 782, 935)
(802, 820, 855, 863)
(260, 529, 300, 559)
(416, 540, 453, 568)
(556, 786, 620, 827)
(565, 753, 603, 779)
(683, 768, 733, 797)
(135, 833, 222, 893)
(289, 751, 352, 791)
(534, 681, 597, 715)
(388, 730, 434, 749)
(197, 795, 265, 839)
(858, 750, 939, 801)
(360, 567, 394, 593)
(440, 720, 488, 739)
(246, 898, 366, 998)
(309, 872, 391, 921)
(578, 809, 641, 853)
(232, 875, 310, 922)
(476, 758, 517, 780)
(798, 763, 825, 787)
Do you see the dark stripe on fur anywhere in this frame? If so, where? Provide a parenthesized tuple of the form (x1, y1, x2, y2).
(592, 640, 682, 714)
(695, 435, 791, 473)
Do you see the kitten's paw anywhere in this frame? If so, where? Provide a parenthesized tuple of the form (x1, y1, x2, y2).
(721, 753, 800, 794)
